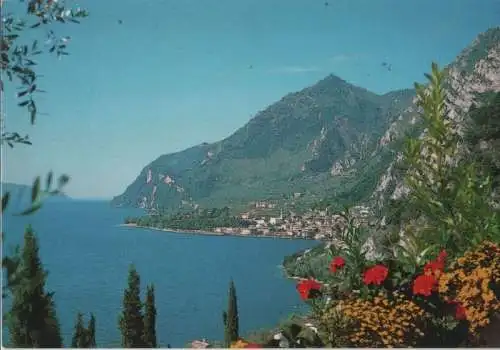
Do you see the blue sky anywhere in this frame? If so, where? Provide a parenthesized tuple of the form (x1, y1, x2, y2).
(3, 0, 499, 198)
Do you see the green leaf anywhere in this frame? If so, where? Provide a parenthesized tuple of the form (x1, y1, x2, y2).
(31, 176, 40, 202)
(29, 102, 37, 124)
(1, 192, 10, 212)
(17, 89, 29, 98)
(46, 171, 53, 191)
(16, 202, 43, 216)
(57, 174, 70, 188)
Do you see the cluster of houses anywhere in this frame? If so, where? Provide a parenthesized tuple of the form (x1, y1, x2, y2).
(212, 206, 372, 240)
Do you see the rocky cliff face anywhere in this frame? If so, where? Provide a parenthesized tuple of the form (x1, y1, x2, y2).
(370, 27, 500, 212)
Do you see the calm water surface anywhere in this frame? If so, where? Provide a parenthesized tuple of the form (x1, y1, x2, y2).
(2, 200, 317, 347)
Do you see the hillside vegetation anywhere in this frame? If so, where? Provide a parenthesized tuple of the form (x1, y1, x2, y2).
(282, 26, 500, 278)
(111, 76, 416, 213)
(232, 63, 500, 348)
(113, 27, 500, 218)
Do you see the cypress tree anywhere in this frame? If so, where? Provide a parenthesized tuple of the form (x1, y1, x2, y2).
(71, 312, 86, 347)
(87, 313, 97, 347)
(118, 264, 145, 347)
(72, 312, 96, 348)
(143, 284, 157, 347)
(4, 225, 63, 347)
(222, 279, 239, 347)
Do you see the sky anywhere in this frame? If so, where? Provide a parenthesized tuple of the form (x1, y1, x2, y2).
(2, 0, 499, 199)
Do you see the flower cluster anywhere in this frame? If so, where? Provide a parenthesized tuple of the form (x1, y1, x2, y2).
(363, 264, 389, 286)
(413, 249, 447, 296)
(437, 241, 500, 333)
(339, 291, 427, 347)
(329, 256, 390, 286)
(329, 257, 345, 273)
(230, 339, 261, 348)
(296, 279, 322, 300)
(295, 242, 499, 347)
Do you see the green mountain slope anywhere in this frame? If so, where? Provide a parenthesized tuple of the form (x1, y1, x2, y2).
(282, 26, 500, 279)
(111, 75, 414, 213)
(371, 26, 500, 211)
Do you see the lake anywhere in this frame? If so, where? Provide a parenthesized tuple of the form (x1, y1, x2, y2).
(2, 200, 318, 347)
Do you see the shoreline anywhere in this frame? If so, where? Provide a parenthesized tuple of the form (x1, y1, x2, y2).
(118, 223, 317, 241)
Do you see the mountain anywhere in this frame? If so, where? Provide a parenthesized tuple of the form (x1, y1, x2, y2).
(111, 75, 415, 213)
(281, 27, 500, 279)
(371, 26, 500, 211)
(113, 27, 500, 215)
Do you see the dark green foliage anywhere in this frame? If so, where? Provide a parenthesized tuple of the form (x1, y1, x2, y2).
(1, 177, 71, 217)
(143, 284, 157, 348)
(282, 29, 500, 278)
(4, 225, 63, 348)
(1, 0, 88, 148)
(465, 92, 500, 187)
(112, 75, 416, 213)
(223, 279, 239, 347)
(402, 63, 499, 255)
(87, 313, 97, 348)
(1, 0, 81, 217)
(119, 265, 146, 348)
(126, 207, 251, 231)
(71, 312, 86, 348)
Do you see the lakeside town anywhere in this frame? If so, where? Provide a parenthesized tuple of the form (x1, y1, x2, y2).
(125, 198, 375, 241)
(215, 204, 373, 240)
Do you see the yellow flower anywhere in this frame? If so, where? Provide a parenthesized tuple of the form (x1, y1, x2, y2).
(230, 339, 249, 348)
(437, 241, 500, 336)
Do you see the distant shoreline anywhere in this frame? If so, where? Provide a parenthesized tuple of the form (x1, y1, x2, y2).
(118, 223, 315, 241)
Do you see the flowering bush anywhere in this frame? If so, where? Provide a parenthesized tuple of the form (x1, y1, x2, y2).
(230, 339, 261, 348)
(437, 241, 500, 334)
(278, 64, 500, 348)
(291, 239, 500, 347)
(329, 257, 345, 273)
(339, 291, 427, 347)
(363, 264, 389, 286)
(296, 279, 322, 301)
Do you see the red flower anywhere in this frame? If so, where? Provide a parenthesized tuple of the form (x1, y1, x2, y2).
(413, 274, 437, 296)
(296, 279, 322, 300)
(455, 304, 467, 320)
(363, 265, 389, 286)
(437, 250, 447, 263)
(447, 300, 467, 320)
(424, 260, 444, 276)
(424, 250, 447, 278)
(329, 256, 346, 273)
(244, 343, 261, 348)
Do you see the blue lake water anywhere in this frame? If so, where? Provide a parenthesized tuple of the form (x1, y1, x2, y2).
(2, 200, 318, 347)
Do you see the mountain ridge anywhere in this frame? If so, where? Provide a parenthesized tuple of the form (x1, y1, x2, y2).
(111, 75, 413, 212)
(112, 27, 500, 214)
